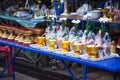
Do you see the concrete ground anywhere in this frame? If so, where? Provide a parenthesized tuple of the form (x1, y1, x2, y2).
(0, 57, 120, 80)
(0, 64, 120, 80)
(0, 67, 39, 80)
(0, 72, 39, 80)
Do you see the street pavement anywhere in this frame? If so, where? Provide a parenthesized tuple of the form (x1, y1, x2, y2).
(1, 63, 120, 80)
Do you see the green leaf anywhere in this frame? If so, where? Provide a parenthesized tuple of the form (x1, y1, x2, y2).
(61, 20, 65, 31)
(85, 21, 95, 37)
(49, 17, 53, 31)
(100, 23, 106, 37)
(105, 48, 111, 55)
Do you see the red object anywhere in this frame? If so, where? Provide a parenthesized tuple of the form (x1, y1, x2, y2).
(0, 46, 12, 74)
(23, 43, 30, 46)
(117, 37, 120, 46)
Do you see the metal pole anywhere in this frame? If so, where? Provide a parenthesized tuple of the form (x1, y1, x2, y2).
(61, 59, 76, 80)
(82, 64, 87, 80)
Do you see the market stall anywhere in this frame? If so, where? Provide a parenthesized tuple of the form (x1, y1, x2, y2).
(0, 0, 120, 80)
(0, 34, 120, 80)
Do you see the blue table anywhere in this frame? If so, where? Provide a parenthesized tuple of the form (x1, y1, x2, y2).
(0, 40, 120, 80)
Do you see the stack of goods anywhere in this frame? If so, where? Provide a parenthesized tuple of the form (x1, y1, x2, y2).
(0, 24, 44, 46)
(32, 15, 118, 61)
(45, 15, 57, 50)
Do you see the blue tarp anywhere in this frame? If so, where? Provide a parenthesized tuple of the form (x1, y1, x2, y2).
(0, 13, 45, 28)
